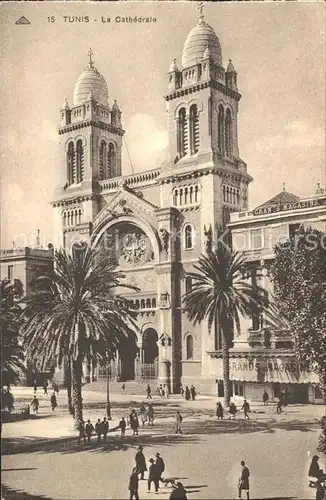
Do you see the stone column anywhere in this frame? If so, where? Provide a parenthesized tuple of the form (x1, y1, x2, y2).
(155, 206, 181, 393)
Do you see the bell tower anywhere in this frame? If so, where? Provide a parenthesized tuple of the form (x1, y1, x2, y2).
(53, 49, 124, 251)
(162, 11, 252, 237)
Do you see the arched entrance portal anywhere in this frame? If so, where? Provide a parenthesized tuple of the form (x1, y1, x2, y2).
(143, 328, 159, 364)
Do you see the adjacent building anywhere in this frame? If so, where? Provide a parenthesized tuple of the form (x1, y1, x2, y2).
(226, 187, 326, 403)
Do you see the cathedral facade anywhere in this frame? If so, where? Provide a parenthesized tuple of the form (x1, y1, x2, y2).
(52, 14, 252, 393)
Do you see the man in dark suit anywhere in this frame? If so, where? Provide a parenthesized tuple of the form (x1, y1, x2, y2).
(238, 460, 250, 500)
(148, 458, 159, 493)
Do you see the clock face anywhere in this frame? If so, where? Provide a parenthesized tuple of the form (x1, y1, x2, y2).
(122, 233, 148, 265)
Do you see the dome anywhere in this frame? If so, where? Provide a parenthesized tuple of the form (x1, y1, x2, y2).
(73, 58, 109, 107)
(182, 16, 222, 68)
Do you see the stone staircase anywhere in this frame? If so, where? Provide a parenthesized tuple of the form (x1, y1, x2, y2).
(83, 379, 158, 395)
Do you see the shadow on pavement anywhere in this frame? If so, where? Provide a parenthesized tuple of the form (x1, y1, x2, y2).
(2, 416, 318, 457)
(2, 467, 37, 472)
(1, 484, 53, 499)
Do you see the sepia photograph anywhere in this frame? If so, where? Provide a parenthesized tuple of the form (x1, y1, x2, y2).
(1, 2, 325, 499)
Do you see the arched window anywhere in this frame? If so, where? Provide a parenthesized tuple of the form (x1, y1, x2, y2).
(225, 109, 232, 158)
(78, 209, 82, 224)
(177, 108, 187, 158)
(194, 185, 199, 203)
(152, 298, 156, 308)
(223, 185, 226, 202)
(67, 141, 75, 185)
(186, 335, 194, 360)
(76, 140, 84, 183)
(107, 143, 116, 178)
(146, 298, 151, 309)
(226, 187, 229, 203)
(99, 140, 107, 180)
(184, 187, 188, 204)
(218, 105, 225, 155)
(189, 186, 193, 204)
(63, 213, 67, 227)
(184, 224, 193, 250)
(185, 276, 192, 294)
(135, 300, 140, 309)
(179, 188, 183, 206)
(173, 189, 178, 206)
(67, 212, 70, 226)
(189, 104, 199, 155)
(141, 299, 145, 309)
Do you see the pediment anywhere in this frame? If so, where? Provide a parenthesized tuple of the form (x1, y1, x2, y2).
(93, 186, 159, 229)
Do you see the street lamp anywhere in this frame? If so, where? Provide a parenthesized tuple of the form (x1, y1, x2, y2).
(106, 362, 112, 420)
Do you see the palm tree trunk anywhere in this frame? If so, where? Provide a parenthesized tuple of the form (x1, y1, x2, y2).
(72, 358, 83, 428)
(221, 331, 231, 407)
(67, 357, 74, 416)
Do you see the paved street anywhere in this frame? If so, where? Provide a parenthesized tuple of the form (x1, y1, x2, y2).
(2, 388, 324, 500)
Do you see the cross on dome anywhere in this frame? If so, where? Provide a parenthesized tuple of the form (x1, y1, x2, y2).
(87, 47, 94, 68)
(197, 1, 205, 17)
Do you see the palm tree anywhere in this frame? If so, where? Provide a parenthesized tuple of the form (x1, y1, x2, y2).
(182, 246, 268, 407)
(21, 245, 138, 427)
(1, 279, 25, 389)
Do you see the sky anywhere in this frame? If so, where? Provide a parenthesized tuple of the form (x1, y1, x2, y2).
(0, 1, 325, 249)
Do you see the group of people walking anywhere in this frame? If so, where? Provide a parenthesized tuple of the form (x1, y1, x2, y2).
(30, 390, 58, 414)
(180, 385, 197, 401)
(129, 446, 188, 500)
(215, 400, 250, 420)
(77, 417, 110, 444)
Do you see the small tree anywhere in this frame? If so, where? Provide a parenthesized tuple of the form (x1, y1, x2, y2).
(271, 227, 326, 455)
(270, 227, 326, 396)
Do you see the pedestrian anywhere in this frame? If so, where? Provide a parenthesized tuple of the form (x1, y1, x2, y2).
(130, 410, 139, 436)
(43, 380, 48, 395)
(128, 468, 140, 500)
(262, 390, 269, 405)
(229, 402, 237, 420)
(85, 419, 94, 444)
(238, 460, 250, 500)
(135, 445, 147, 480)
(139, 403, 147, 426)
(170, 481, 188, 500)
(50, 392, 57, 411)
(159, 384, 164, 398)
(155, 452, 165, 483)
(77, 420, 86, 445)
(276, 397, 283, 414)
(241, 399, 250, 420)
(308, 455, 326, 482)
(164, 384, 170, 399)
(190, 385, 196, 401)
(33, 379, 37, 393)
(102, 417, 109, 443)
(216, 401, 224, 419)
(119, 416, 126, 438)
(121, 383, 126, 395)
(180, 385, 184, 398)
(148, 404, 155, 426)
(175, 410, 183, 434)
(146, 384, 152, 399)
(31, 395, 39, 414)
(95, 418, 102, 443)
(52, 382, 59, 394)
(185, 385, 190, 401)
(148, 458, 159, 493)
